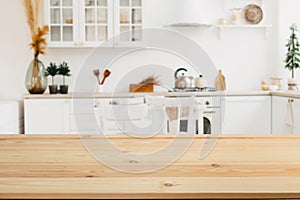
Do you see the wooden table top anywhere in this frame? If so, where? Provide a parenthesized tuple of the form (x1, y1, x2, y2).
(1, 134, 300, 199)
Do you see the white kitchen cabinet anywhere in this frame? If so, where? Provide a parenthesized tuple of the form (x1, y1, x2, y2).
(70, 98, 99, 134)
(295, 98, 300, 134)
(272, 96, 300, 134)
(0, 101, 23, 134)
(44, 0, 143, 47)
(24, 99, 70, 134)
(24, 97, 147, 134)
(222, 96, 271, 134)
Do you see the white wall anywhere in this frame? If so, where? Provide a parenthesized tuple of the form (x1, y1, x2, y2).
(0, 0, 32, 100)
(0, 0, 282, 100)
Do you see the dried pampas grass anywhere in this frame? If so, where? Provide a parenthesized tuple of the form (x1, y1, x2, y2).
(139, 75, 161, 85)
(23, 0, 49, 58)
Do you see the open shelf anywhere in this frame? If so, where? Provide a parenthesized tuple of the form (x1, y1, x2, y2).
(215, 24, 272, 39)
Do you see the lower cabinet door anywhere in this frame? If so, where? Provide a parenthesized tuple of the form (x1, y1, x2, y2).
(272, 96, 300, 134)
(294, 98, 300, 134)
(25, 99, 70, 134)
(272, 96, 288, 134)
(222, 96, 271, 134)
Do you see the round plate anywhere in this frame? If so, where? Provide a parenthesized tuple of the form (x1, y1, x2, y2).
(243, 4, 263, 24)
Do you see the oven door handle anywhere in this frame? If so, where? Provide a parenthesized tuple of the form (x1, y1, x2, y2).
(206, 106, 220, 109)
(203, 111, 216, 114)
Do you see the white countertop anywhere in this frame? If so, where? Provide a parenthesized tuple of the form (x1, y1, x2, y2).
(24, 90, 272, 99)
(270, 91, 300, 98)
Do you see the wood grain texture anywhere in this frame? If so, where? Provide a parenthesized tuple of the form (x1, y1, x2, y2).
(1, 134, 300, 199)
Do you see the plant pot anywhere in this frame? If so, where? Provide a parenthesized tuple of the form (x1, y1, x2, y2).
(60, 85, 69, 94)
(25, 58, 48, 94)
(49, 85, 58, 94)
(288, 78, 299, 91)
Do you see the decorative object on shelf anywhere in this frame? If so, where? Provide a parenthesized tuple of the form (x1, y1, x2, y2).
(23, 0, 49, 94)
(25, 59, 48, 94)
(129, 75, 160, 93)
(65, 18, 73, 24)
(120, 11, 128, 23)
(215, 69, 226, 91)
(218, 18, 227, 25)
(139, 75, 161, 86)
(230, 8, 242, 24)
(129, 84, 153, 93)
(45, 63, 59, 94)
(270, 77, 282, 90)
(269, 84, 278, 91)
(285, 24, 300, 90)
(288, 78, 299, 91)
(261, 80, 269, 91)
(86, 0, 94, 6)
(52, 0, 59, 6)
(243, 4, 263, 24)
(58, 62, 72, 94)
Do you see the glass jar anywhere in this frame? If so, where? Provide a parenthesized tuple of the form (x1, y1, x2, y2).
(230, 8, 242, 24)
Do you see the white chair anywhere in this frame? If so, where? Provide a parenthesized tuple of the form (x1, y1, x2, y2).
(94, 100, 153, 134)
(145, 96, 204, 134)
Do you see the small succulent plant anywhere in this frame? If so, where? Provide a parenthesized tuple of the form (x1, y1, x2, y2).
(58, 62, 72, 85)
(45, 62, 58, 85)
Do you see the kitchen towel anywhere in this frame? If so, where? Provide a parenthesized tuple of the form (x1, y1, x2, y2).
(165, 106, 189, 121)
(284, 101, 294, 134)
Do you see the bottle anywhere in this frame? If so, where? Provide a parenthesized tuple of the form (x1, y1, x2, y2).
(194, 75, 207, 88)
(216, 69, 226, 91)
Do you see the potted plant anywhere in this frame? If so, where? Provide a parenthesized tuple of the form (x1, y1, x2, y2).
(58, 62, 72, 94)
(285, 24, 300, 90)
(45, 63, 59, 94)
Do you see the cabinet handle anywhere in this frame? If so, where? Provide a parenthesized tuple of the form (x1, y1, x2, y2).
(288, 99, 294, 103)
(109, 101, 118, 105)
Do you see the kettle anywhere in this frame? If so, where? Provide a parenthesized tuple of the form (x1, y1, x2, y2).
(174, 68, 193, 89)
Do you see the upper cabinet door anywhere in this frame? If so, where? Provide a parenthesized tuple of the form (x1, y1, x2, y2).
(114, 0, 143, 46)
(80, 0, 114, 47)
(45, 0, 78, 47)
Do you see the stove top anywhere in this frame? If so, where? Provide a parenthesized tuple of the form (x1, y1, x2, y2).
(171, 87, 216, 92)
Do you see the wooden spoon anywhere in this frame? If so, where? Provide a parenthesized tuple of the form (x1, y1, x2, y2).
(100, 70, 111, 85)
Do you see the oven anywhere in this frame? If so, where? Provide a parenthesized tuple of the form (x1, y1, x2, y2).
(179, 96, 221, 134)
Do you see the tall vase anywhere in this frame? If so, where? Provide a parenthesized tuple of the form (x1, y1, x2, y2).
(25, 58, 48, 94)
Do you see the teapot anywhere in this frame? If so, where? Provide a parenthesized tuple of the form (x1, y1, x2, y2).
(174, 68, 193, 89)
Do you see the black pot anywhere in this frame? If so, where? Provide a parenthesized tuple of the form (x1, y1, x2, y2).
(49, 85, 58, 94)
(60, 85, 69, 94)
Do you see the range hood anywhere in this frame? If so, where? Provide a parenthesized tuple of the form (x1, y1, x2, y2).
(167, 22, 212, 27)
(168, 0, 212, 27)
